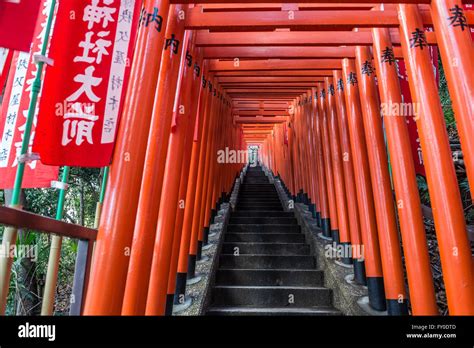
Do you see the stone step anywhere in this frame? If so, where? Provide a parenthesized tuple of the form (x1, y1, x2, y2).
(232, 211, 294, 217)
(238, 194, 280, 198)
(238, 196, 280, 200)
(222, 242, 309, 255)
(240, 185, 275, 189)
(236, 204, 283, 209)
(237, 201, 282, 206)
(225, 233, 305, 243)
(238, 197, 281, 201)
(239, 189, 278, 193)
(211, 286, 332, 307)
(229, 217, 297, 225)
(236, 206, 284, 211)
(237, 201, 281, 206)
(227, 224, 300, 233)
(219, 255, 315, 269)
(216, 268, 323, 286)
(240, 185, 275, 188)
(206, 306, 340, 316)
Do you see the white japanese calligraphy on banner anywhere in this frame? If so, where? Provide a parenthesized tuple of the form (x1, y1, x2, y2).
(33, 0, 140, 167)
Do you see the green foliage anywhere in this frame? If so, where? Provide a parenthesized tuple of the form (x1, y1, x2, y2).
(438, 55, 457, 135)
(416, 175, 431, 207)
(2, 167, 102, 315)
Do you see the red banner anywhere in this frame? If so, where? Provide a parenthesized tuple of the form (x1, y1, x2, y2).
(0, 0, 58, 189)
(396, 32, 439, 177)
(0, 0, 42, 52)
(0, 48, 13, 96)
(34, 0, 141, 167)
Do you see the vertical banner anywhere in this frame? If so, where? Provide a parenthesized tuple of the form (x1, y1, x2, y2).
(396, 37, 439, 177)
(0, 0, 59, 189)
(0, 0, 43, 52)
(0, 48, 13, 96)
(33, 0, 141, 167)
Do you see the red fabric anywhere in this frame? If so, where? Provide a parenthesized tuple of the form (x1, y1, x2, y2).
(396, 33, 439, 177)
(33, 0, 140, 167)
(0, 48, 13, 95)
(0, 1, 58, 189)
(0, 0, 42, 52)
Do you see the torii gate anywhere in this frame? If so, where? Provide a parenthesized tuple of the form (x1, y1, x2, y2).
(0, 0, 472, 318)
(81, 1, 473, 316)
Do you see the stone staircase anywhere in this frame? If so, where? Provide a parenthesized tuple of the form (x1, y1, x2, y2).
(206, 166, 340, 315)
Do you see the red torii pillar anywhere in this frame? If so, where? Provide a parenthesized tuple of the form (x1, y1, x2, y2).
(332, 70, 366, 284)
(431, 0, 474, 197)
(84, 0, 172, 315)
(398, 4, 474, 315)
(342, 59, 386, 311)
(355, 46, 407, 315)
(372, 27, 438, 316)
(121, 4, 188, 315)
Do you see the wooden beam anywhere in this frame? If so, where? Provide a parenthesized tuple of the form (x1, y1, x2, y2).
(185, 9, 438, 31)
(196, 30, 437, 47)
(219, 76, 327, 82)
(216, 70, 335, 76)
(235, 116, 288, 123)
(199, 3, 377, 11)
(222, 83, 321, 88)
(203, 46, 404, 59)
(235, 110, 290, 116)
(0, 206, 98, 241)
(177, 0, 471, 5)
(209, 59, 342, 71)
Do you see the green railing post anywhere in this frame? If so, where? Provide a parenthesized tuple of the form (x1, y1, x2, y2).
(41, 166, 70, 315)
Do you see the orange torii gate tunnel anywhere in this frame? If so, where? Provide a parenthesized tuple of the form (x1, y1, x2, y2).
(2, 0, 472, 318)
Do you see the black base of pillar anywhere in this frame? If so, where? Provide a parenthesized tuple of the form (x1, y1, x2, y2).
(292, 195, 297, 203)
(340, 242, 352, 265)
(387, 299, 409, 316)
(308, 203, 316, 217)
(164, 294, 174, 316)
(353, 259, 367, 285)
(321, 218, 331, 238)
(210, 209, 217, 225)
(174, 272, 188, 305)
(202, 227, 210, 245)
(316, 212, 321, 227)
(303, 193, 309, 205)
(367, 277, 387, 312)
(331, 230, 340, 244)
(196, 240, 203, 260)
(187, 255, 197, 279)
